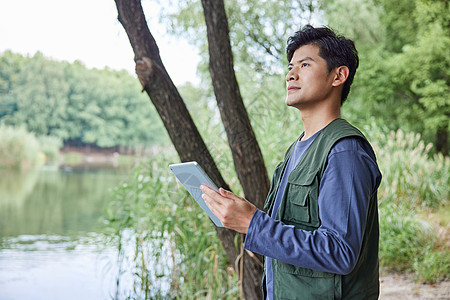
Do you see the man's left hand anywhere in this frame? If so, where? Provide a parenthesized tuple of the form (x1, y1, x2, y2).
(200, 185, 256, 234)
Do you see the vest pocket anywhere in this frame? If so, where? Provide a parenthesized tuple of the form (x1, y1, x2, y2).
(274, 260, 336, 300)
(283, 168, 319, 226)
(284, 184, 311, 223)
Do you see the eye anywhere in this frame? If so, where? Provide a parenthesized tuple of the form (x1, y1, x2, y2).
(301, 62, 309, 67)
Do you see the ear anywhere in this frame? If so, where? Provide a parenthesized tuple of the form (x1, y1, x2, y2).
(331, 66, 349, 87)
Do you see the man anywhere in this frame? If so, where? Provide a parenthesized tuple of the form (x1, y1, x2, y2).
(201, 25, 381, 299)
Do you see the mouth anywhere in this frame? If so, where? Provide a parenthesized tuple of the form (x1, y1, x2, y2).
(287, 86, 300, 92)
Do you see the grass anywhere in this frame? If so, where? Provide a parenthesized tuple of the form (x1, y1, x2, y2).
(370, 126, 449, 283)
(413, 250, 450, 283)
(104, 155, 239, 299)
(428, 205, 450, 227)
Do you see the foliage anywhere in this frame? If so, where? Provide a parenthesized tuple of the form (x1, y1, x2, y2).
(372, 0, 417, 52)
(390, 22, 449, 141)
(346, 0, 449, 153)
(0, 51, 169, 149)
(362, 123, 449, 282)
(0, 124, 62, 169)
(320, 0, 385, 49)
(0, 124, 41, 170)
(366, 125, 449, 209)
(413, 250, 450, 283)
(379, 202, 449, 283)
(105, 155, 239, 299)
(159, 0, 322, 80)
(378, 203, 434, 272)
(37, 135, 63, 162)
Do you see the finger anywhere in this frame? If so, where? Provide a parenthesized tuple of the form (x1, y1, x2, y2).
(201, 187, 225, 206)
(202, 193, 223, 218)
(218, 187, 228, 197)
(219, 188, 240, 201)
(200, 184, 218, 196)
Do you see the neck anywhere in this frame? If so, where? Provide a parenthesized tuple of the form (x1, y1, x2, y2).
(299, 103, 341, 141)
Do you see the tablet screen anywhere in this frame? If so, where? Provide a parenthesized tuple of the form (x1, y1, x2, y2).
(169, 161, 223, 227)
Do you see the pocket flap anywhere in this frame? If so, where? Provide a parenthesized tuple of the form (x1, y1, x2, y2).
(287, 168, 318, 186)
(289, 190, 309, 206)
(275, 260, 335, 278)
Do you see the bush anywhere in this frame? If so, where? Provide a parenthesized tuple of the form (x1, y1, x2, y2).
(0, 125, 62, 169)
(0, 124, 41, 170)
(413, 250, 450, 283)
(365, 123, 449, 282)
(379, 203, 435, 271)
(37, 135, 62, 162)
(367, 125, 449, 209)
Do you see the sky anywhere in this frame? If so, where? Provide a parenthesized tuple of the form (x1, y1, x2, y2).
(0, 0, 200, 85)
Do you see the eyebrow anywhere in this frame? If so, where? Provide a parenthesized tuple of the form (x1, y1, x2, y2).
(288, 56, 315, 67)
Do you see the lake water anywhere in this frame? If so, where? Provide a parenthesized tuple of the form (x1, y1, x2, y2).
(0, 167, 129, 300)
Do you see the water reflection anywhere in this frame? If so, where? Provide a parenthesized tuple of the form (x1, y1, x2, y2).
(0, 168, 123, 237)
(0, 167, 127, 300)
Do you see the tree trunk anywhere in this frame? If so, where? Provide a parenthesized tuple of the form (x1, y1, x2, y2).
(201, 0, 269, 298)
(435, 125, 448, 156)
(200, 0, 269, 216)
(114, 0, 266, 298)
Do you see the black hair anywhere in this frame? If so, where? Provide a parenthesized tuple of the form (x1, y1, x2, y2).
(286, 25, 359, 104)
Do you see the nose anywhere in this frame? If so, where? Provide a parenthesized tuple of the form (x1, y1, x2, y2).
(286, 68, 298, 82)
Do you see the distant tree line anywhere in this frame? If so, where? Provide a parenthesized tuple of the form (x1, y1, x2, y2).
(0, 51, 168, 150)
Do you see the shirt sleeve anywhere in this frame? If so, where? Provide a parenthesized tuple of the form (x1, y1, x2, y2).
(244, 138, 381, 275)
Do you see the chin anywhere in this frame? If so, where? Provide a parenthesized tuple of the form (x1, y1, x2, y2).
(286, 99, 300, 107)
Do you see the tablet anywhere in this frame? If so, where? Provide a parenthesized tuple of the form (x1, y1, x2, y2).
(169, 161, 224, 227)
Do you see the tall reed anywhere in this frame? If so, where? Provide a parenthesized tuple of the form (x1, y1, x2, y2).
(364, 123, 449, 282)
(104, 155, 239, 299)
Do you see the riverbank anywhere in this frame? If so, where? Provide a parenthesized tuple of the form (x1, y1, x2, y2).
(59, 149, 139, 169)
(59, 145, 171, 168)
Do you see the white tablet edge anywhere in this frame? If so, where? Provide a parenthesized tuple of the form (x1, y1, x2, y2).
(169, 161, 224, 227)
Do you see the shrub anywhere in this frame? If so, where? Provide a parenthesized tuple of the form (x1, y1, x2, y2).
(379, 202, 435, 271)
(413, 250, 450, 283)
(0, 125, 63, 169)
(37, 135, 62, 162)
(0, 124, 40, 170)
(365, 123, 449, 282)
(369, 127, 449, 209)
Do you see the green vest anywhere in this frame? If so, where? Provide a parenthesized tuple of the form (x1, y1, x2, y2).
(263, 119, 379, 299)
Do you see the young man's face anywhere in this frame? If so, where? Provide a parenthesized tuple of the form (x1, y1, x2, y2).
(285, 44, 335, 109)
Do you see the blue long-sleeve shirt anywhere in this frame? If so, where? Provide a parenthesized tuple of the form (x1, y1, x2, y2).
(244, 134, 381, 299)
